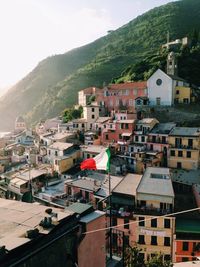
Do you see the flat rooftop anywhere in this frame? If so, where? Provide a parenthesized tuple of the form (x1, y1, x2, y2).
(112, 173, 142, 197)
(137, 167, 174, 198)
(0, 199, 73, 250)
(49, 142, 74, 150)
(169, 127, 200, 137)
(149, 122, 176, 135)
(81, 145, 105, 154)
(171, 169, 200, 186)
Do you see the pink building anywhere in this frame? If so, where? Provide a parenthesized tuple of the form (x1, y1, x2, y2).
(101, 119, 136, 150)
(96, 82, 147, 113)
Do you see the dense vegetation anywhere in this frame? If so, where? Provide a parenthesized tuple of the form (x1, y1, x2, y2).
(112, 40, 200, 86)
(1, 0, 200, 130)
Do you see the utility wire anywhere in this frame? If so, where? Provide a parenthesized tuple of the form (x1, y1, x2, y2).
(82, 206, 200, 235)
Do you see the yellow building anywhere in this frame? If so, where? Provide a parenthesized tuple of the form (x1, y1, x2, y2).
(47, 142, 80, 174)
(168, 127, 200, 170)
(111, 168, 175, 262)
(174, 86, 195, 104)
(135, 167, 175, 261)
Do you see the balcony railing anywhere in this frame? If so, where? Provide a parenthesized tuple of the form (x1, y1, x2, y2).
(169, 144, 198, 150)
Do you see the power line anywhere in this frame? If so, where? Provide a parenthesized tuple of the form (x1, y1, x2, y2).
(82, 206, 200, 235)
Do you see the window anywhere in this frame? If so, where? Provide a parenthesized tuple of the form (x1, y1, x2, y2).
(177, 162, 182, 169)
(55, 160, 58, 165)
(187, 151, 191, 158)
(129, 99, 133, 106)
(87, 154, 90, 159)
(119, 134, 122, 140)
(124, 235, 129, 246)
(55, 151, 58, 156)
(138, 235, 145, 244)
(156, 79, 162, 86)
(151, 236, 157, 245)
(92, 114, 95, 119)
(182, 257, 189, 262)
(139, 253, 144, 261)
(182, 242, 189, 251)
(124, 218, 129, 229)
(164, 219, 171, 228)
(125, 124, 129, 129)
(82, 123, 85, 128)
(139, 217, 145, 227)
(151, 218, 157, 228)
(135, 136, 139, 142)
(176, 90, 179, 95)
(92, 108, 95, 112)
(164, 237, 170, 246)
(106, 134, 109, 140)
(175, 137, 182, 147)
(164, 255, 171, 261)
(188, 139, 193, 148)
(178, 150, 183, 157)
(156, 97, 161, 105)
(183, 98, 189, 104)
(141, 136, 145, 142)
(170, 150, 175, 156)
(162, 136, 166, 144)
(112, 218, 117, 226)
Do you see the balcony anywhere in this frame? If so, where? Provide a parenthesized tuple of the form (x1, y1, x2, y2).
(170, 144, 197, 150)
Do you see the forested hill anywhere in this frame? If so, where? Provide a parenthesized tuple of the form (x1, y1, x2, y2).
(1, 0, 200, 130)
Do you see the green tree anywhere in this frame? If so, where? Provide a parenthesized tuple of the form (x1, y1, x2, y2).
(125, 246, 145, 267)
(146, 254, 173, 267)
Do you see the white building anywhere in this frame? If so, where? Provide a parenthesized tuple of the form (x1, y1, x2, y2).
(147, 69, 189, 106)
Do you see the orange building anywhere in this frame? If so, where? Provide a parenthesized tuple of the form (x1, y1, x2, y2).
(174, 218, 200, 262)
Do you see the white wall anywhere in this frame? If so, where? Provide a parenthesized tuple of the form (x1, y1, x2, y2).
(147, 69, 173, 106)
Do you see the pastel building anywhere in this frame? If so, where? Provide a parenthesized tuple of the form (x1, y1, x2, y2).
(96, 82, 147, 113)
(111, 168, 175, 262)
(168, 127, 200, 170)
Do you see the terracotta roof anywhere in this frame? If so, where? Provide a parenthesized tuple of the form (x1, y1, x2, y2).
(106, 81, 147, 90)
(80, 87, 101, 94)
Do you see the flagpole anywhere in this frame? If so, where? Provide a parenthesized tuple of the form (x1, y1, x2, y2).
(108, 167, 112, 260)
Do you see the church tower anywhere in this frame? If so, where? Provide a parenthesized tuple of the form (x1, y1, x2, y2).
(167, 51, 178, 76)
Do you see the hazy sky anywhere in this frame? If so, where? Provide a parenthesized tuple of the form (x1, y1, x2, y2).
(0, 0, 177, 88)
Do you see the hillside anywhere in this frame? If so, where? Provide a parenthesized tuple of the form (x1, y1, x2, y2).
(1, 0, 200, 130)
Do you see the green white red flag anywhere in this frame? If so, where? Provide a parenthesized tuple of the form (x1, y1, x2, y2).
(80, 148, 111, 171)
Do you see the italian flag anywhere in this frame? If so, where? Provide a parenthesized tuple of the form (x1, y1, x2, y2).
(80, 148, 111, 171)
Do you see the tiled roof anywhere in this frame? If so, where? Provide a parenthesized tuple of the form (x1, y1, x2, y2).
(106, 81, 147, 90)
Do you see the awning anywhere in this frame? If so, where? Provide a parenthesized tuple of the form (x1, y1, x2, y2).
(122, 133, 132, 137)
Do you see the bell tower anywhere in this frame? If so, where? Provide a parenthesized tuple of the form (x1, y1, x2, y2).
(167, 51, 178, 76)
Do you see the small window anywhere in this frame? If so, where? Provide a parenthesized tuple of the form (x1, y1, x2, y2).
(164, 219, 171, 228)
(139, 217, 145, 227)
(164, 255, 171, 261)
(138, 235, 145, 244)
(176, 90, 179, 95)
(182, 242, 189, 251)
(182, 257, 189, 262)
(170, 150, 175, 156)
(119, 134, 122, 140)
(55, 151, 58, 156)
(141, 136, 145, 142)
(188, 139, 193, 148)
(164, 237, 170, 246)
(178, 150, 183, 157)
(124, 218, 129, 229)
(151, 236, 157, 245)
(92, 115, 95, 119)
(135, 136, 139, 142)
(106, 134, 109, 140)
(177, 162, 182, 169)
(187, 151, 191, 158)
(92, 108, 95, 112)
(151, 218, 157, 228)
